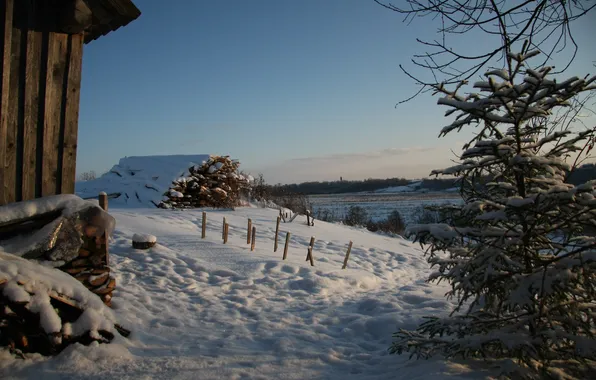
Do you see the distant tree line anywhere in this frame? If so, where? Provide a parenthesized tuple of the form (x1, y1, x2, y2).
(250, 163, 596, 201)
(267, 177, 460, 195)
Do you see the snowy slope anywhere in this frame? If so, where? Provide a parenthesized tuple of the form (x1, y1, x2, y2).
(0, 206, 494, 379)
(374, 181, 422, 194)
(75, 155, 211, 208)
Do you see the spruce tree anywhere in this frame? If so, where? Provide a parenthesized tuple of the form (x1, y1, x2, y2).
(391, 48, 596, 378)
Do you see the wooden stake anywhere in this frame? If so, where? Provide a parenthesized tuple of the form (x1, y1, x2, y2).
(283, 232, 291, 260)
(306, 236, 315, 262)
(222, 217, 226, 239)
(274, 216, 280, 252)
(307, 247, 314, 266)
(98, 192, 109, 265)
(306, 211, 310, 226)
(247, 219, 252, 244)
(250, 226, 256, 251)
(201, 212, 206, 239)
(342, 241, 353, 269)
(224, 223, 229, 244)
(99, 192, 108, 211)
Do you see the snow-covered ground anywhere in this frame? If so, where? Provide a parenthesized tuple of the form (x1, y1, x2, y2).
(1, 206, 495, 379)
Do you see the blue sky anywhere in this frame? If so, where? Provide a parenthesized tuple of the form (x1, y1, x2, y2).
(77, 0, 596, 184)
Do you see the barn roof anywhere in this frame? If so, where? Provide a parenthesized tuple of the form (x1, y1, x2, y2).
(83, 0, 141, 43)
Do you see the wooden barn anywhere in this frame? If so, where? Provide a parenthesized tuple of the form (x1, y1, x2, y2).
(0, 0, 141, 207)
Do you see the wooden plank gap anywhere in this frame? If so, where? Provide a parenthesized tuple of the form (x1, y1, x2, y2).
(35, 31, 49, 198)
(56, 34, 73, 194)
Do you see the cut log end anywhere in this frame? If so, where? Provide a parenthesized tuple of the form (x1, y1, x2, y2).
(132, 241, 156, 250)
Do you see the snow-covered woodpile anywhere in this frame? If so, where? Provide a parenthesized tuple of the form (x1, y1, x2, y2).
(0, 195, 126, 356)
(158, 155, 252, 209)
(0, 195, 117, 307)
(0, 252, 129, 357)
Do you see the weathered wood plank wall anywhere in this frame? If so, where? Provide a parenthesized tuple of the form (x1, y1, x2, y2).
(0, 0, 84, 206)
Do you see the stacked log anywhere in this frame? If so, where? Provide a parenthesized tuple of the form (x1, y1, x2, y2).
(60, 234, 115, 306)
(158, 155, 252, 209)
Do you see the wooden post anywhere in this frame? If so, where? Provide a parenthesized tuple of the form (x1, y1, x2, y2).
(306, 236, 315, 262)
(98, 192, 109, 266)
(250, 226, 256, 251)
(342, 241, 353, 269)
(201, 212, 206, 239)
(247, 218, 252, 244)
(306, 211, 310, 226)
(307, 247, 314, 266)
(274, 216, 280, 252)
(283, 232, 291, 260)
(222, 217, 226, 239)
(99, 192, 108, 211)
(224, 223, 229, 244)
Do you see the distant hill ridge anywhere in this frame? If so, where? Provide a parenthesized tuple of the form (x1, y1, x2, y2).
(276, 163, 596, 195)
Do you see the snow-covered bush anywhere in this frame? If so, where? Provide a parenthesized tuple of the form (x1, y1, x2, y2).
(391, 51, 596, 378)
(343, 206, 369, 227)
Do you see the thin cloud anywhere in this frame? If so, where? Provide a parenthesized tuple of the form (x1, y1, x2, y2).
(286, 146, 435, 164)
(251, 145, 452, 184)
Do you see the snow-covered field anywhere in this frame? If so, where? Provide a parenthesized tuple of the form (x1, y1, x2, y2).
(310, 193, 463, 224)
(1, 205, 496, 379)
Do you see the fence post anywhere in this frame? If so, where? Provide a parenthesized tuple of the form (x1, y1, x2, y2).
(99, 192, 108, 212)
(222, 217, 226, 239)
(98, 192, 109, 266)
(306, 247, 314, 266)
(251, 226, 256, 251)
(342, 241, 353, 269)
(306, 236, 315, 262)
(247, 219, 252, 244)
(306, 211, 310, 226)
(224, 223, 229, 244)
(201, 212, 206, 239)
(274, 216, 280, 252)
(283, 232, 291, 260)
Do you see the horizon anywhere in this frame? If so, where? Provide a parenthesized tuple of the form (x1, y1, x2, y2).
(76, 0, 596, 184)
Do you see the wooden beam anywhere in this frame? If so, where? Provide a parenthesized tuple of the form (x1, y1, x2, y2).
(5, 0, 23, 203)
(22, 0, 42, 201)
(0, 0, 14, 206)
(58, 0, 93, 34)
(60, 33, 83, 194)
(42, 33, 68, 196)
(0, 209, 61, 240)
